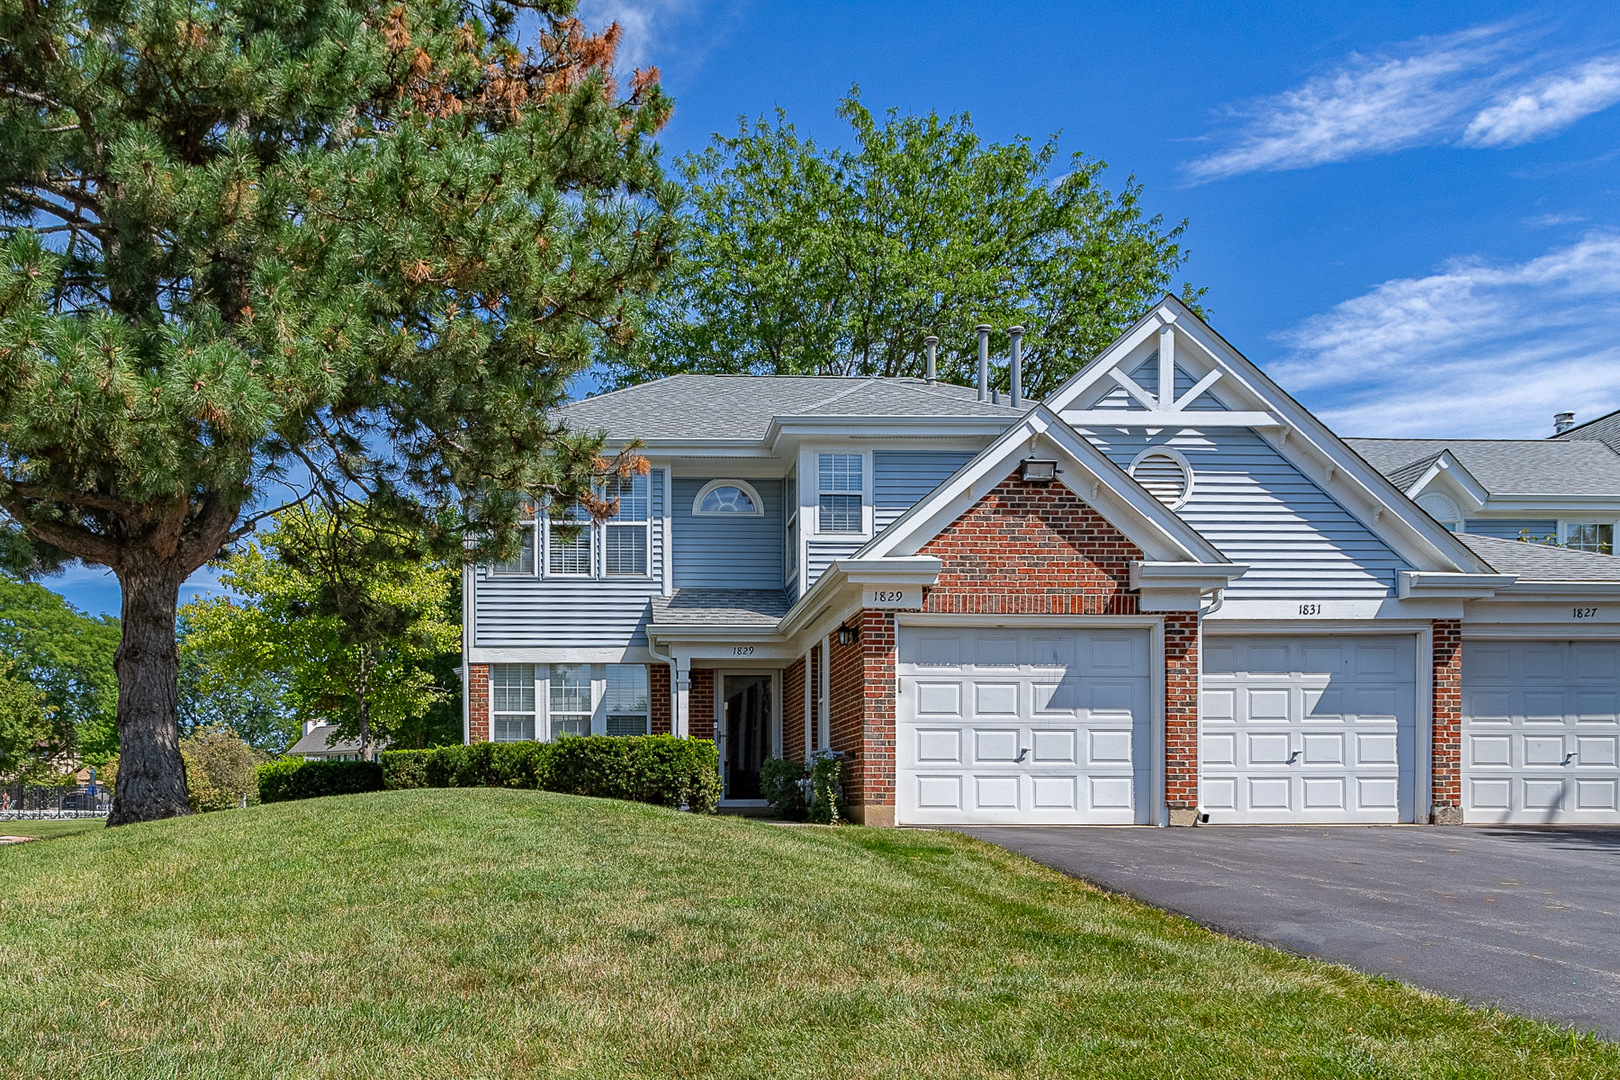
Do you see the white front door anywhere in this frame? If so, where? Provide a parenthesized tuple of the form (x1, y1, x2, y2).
(1463, 640, 1620, 824)
(1201, 635, 1417, 824)
(895, 625, 1153, 825)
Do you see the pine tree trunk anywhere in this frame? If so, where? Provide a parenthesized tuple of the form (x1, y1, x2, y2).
(107, 562, 191, 825)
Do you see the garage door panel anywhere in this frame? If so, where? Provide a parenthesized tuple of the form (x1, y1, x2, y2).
(897, 626, 1151, 825)
(1464, 640, 1620, 824)
(1202, 635, 1415, 824)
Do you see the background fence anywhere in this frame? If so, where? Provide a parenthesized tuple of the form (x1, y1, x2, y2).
(0, 784, 111, 818)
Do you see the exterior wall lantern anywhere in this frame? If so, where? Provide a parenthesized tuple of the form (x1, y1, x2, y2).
(837, 623, 860, 646)
(1019, 458, 1058, 483)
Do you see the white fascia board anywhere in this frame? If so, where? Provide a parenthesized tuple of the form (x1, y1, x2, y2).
(1404, 455, 1489, 511)
(1397, 571, 1517, 599)
(1063, 410, 1280, 427)
(765, 414, 1017, 453)
(1045, 309, 1168, 412)
(1488, 580, 1620, 597)
(1484, 494, 1620, 511)
(858, 406, 1228, 566)
(1129, 561, 1250, 592)
(603, 438, 776, 459)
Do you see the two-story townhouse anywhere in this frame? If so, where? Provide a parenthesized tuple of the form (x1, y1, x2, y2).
(463, 297, 1620, 828)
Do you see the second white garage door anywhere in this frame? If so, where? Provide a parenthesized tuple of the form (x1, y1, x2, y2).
(1201, 635, 1417, 824)
(1463, 640, 1620, 824)
(895, 625, 1152, 825)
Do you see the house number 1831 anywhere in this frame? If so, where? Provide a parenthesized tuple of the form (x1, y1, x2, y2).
(1298, 603, 1323, 616)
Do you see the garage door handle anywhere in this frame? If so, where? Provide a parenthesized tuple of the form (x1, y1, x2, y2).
(1016, 747, 1030, 763)
(1563, 752, 1577, 766)
(1287, 750, 1301, 764)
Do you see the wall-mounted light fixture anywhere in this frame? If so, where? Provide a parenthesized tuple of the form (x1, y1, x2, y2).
(837, 623, 860, 646)
(1019, 458, 1058, 483)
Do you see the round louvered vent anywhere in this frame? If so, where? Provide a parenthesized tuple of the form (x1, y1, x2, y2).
(1129, 450, 1192, 509)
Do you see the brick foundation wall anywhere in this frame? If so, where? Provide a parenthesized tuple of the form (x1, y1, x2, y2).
(1164, 612, 1199, 810)
(467, 663, 490, 744)
(782, 655, 806, 761)
(651, 663, 671, 736)
(689, 668, 715, 741)
(919, 472, 1143, 615)
(1431, 619, 1463, 823)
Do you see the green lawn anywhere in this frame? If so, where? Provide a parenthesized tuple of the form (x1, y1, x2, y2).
(0, 790, 1612, 1079)
(0, 817, 106, 840)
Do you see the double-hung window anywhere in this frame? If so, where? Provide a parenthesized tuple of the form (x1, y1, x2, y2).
(817, 453, 865, 533)
(603, 473, 651, 577)
(491, 500, 538, 576)
(1566, 522, 1615, 554)
(549, 664, 593, 738)
(491, 664, 537, 741)
(604, 665, 650, 736)
(547, 502, 594, 577)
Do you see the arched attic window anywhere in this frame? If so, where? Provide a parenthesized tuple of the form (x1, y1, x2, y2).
(693, 479, 764, 516)
(1416, 492, 1463, 531)
(1128, 448, 1194, 510)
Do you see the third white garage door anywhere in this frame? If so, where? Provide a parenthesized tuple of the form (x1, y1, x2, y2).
(895, 624, 1152, 825)
(1201, 635, 1417, 824)
(1463, 640, 1620, 824)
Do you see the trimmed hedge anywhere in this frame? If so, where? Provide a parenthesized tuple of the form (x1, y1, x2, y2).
(378, 735, 722, 813)
(257, 758, 384, 803)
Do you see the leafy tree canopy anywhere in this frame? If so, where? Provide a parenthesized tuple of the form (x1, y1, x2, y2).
(0, 572, 119, 764)
(0, 0, 674, 820)
(0, 656, 72, 785)
(185, 506, 459, 760)
(177, 609, 298, 755)
(607, 89, 1202, 398)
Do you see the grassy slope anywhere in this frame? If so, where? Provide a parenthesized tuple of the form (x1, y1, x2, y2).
(0, 790, 1613, 1080)
(0, 818, 106, 840)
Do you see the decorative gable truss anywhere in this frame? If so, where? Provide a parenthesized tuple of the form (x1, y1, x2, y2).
(1047, 295, 1502, 589)
(855, 405, 1247, 611)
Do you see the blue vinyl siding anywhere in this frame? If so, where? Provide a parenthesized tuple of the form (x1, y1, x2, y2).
(1091, 355, 1231, 412)
(807, 539, 864, 588)
(1462, 518, 1558, 541)
(473, 470, 664, 648)
(874, 450, 976, 530)
(672, 477, 784, 589)
(1080, 430, 1410, 599)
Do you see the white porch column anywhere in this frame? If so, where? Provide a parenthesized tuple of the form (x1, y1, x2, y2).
(674, 655, 692, 739)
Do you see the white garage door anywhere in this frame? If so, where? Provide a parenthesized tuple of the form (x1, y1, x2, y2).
(1463, 640, 1620, 824)
(1201, 636, 1416, 824)
(895, 625, 1152, 825)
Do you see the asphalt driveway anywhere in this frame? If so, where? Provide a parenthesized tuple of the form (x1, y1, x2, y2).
(957, 825, 1620, 1039)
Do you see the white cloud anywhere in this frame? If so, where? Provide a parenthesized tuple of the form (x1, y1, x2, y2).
(1185, 27, 1620, 182)
(1270, 234, 1620, 436)
(1463, 56, 1620, 146)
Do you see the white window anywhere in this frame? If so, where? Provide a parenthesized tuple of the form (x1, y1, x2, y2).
(549, 664, 592, 738)
(1566, 522, 1615, 554)
(693, 479, 764, 516)
(604, 665, 650, 736)
(491, 500, 538, 576)
(817, 453, 865, 533)
(604, 473, 651, 576)
(491, 664, 537, 741)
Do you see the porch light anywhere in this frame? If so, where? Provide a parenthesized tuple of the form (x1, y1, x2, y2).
(1019, 458, 1057, 483)
(837, 624, 859, 646)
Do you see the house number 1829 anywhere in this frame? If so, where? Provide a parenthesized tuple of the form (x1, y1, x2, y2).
(731, 645, 755, 656)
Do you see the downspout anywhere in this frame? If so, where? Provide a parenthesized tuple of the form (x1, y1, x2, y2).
(1184, 586, 1224, 826)
(647, 635, 679, 737)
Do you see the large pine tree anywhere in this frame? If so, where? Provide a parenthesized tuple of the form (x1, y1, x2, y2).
(0, 0, 675, 822)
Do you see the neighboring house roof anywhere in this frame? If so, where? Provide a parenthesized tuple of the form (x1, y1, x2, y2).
(650, 589, 791, 626)
(287, 725, 377, 757)
(553, 374, 1025, 440)
(1458, 534, 1620, 582)
(1346, 438, 1620, 496)
(1552, 407, 1620, 450)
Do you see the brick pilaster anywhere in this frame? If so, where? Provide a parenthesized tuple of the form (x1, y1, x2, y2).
(650, 663, 672, 736)
(467, 663, 490, 744)
(1164, 611, 1200, 811)
(1431, 619, 1463, 823)
(782, 655, 806, 761)
(688, 668, 715, 741)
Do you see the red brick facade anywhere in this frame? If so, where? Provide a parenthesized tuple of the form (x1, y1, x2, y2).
(467, 663, 490, 743)
(828, 625, 867, 797)
(782, 656, 806, 761)
(651, 663, 672, 736)
(689, 668, 715, 741)
(1431, 618, 1463, 823)
(1164, 611, 1200, 811)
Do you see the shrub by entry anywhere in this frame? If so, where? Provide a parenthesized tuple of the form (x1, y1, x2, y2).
(260, 736, 721, 814)
(257, 759, 385, 803)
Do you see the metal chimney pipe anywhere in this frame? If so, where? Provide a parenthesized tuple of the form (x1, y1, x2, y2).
(976, 324, 991, 401)
(1008, 325, 1024, 408)
(923, 335, 938, 383)
(1555, 411, 1575, 435)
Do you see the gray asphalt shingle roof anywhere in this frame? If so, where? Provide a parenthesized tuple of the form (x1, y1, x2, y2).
(649, 589, 791, 626)
(1346, 438, 1620, 496)
(555, 375, 1025, 440)
(287, 724, 375, 757)
(1554, 408, 1620, 450)
(1458, 533, 1620, 582)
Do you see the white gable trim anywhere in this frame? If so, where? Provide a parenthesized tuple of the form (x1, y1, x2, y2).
(1047, 295, 1495, 576)
(1403, 453, 1489, 511)
(856, 405, 1236, 570)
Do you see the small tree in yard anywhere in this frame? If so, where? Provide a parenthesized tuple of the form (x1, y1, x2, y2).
(179, 726, 263, 811)
(0, 1, 675, 822)
(186, 507, 459, 760)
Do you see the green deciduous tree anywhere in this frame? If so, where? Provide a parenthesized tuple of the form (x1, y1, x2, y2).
(0, 1, 675, 821)
(177, 610, 297, 754)
(178, 726, 263, 811)
(186, 507, 459, 760)
(0, 656, 71, 785)
(608, 89, 1202, 398)
(0, 573, 119, 764)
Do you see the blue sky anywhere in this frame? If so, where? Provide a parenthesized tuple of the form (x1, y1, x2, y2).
(44, 0, 1620, 614)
